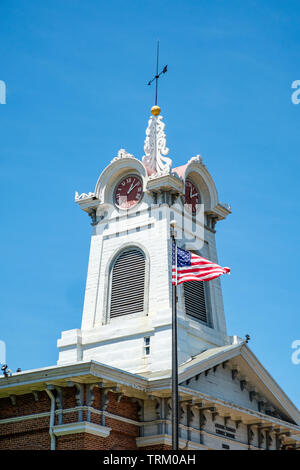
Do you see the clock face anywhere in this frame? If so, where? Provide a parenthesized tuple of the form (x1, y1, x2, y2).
(185, 180, 200, 213)
(114, 175, 143, 209)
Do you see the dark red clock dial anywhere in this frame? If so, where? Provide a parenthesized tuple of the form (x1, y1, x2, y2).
(115, 175, 143, 209)
(185, 180, 200, 213)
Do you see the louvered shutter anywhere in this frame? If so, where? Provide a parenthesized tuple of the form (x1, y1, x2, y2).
(110, 248, 145, 318)
(183, 280, 208, 323)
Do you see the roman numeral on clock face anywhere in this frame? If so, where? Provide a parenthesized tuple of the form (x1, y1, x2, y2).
(185, 180, 200, 214)
(115, 175, 143, 209)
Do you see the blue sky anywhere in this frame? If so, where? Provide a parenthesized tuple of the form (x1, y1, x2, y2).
(1, 1, 299, 408)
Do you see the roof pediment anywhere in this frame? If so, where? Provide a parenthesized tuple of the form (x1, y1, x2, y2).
(178, 343, 300, 426)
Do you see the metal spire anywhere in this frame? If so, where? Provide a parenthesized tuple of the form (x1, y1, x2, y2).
(147, 41, 168, 106)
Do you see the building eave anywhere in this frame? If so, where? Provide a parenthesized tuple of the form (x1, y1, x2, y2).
(177, 385, 300, 435)
(0, 360, 148, 398)
(240, 346, 300, 426)
(1, 350, 299, 430)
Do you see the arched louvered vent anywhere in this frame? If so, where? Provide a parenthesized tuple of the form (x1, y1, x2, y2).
(184, 280, 208, 324)
(110, 248, 145, 318)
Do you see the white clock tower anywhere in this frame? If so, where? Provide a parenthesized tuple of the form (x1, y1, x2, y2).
(57, 105, 232, 374)
(3, 104, 299, 452)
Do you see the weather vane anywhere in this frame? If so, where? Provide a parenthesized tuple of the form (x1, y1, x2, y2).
(147, 40, 168, 107)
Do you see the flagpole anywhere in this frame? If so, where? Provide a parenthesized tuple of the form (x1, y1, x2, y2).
(170, 220, 179, 451)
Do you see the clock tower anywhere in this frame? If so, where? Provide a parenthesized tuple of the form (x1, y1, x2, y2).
(57, 106, 232, 374)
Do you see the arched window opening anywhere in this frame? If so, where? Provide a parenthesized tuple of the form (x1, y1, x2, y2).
(110, 248, 146, 318)
(183, 280, 208, 324)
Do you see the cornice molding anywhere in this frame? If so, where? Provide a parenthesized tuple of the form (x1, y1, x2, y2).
(0, 352, 299, 428)
(53, 421, 111, 438)
(146, 173, 184, 194)
(240, 347, 300, 425)
(0, 361, 148, 397)
(177, 344, 242, 383)
(177, 385, 300, 433)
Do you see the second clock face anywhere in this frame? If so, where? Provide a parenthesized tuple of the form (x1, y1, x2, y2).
(185, 180, 200, 213)
(114, 175, 143, 209)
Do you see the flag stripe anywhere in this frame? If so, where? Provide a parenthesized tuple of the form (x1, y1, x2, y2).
(173, 266, 230, 273)
(172, 243, 230, 285)
(173, 273, 223, 285)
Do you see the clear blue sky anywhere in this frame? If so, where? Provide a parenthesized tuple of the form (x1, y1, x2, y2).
(1, 1, 299, 408)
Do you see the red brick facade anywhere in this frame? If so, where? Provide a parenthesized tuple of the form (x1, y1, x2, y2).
(0, 386, 143, 450)
(2, 366, 297, 450)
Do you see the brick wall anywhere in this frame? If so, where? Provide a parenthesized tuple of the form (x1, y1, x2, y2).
(56, 432, 137, 450)
(139, 444, 172, 450)
(0, 386, 141, 450)
(0, 391, 50, 419)
(0, 429, 50, 450)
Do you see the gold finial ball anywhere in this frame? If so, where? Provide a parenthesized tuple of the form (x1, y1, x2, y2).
(151, 105, 161, 116)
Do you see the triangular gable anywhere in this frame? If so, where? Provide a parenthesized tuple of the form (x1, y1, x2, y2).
(178, 343, 300, 426)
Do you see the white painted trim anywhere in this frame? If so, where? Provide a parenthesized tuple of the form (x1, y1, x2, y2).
(178, 385, 300, 433)
(102, 410, 139, 426)
(53, 421, 111, 438)
(104, 243, 150, 325)
(140, 420, 257, 450)
(173, 343, 300, 426)
(136, 434, 207, 450)
(94, 155, 148, 201)
(241, 346, 300, 425)
(0, 406, 140, 427)
(0, 411, 51, 424)
(0, 360, 148, 395)
(0, 354, 299, 430)
(201, 429, 252, 449)
(177, 343, 242, 382)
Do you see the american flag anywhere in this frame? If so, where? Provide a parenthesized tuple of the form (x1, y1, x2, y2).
(172, 244, 230, 285)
